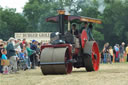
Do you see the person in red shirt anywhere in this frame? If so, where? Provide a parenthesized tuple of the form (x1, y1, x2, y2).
(20, 38, 27, 49)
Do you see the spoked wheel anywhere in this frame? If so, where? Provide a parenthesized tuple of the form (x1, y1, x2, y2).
(83, 41, 100, 72)
(40, 47, 72, 75)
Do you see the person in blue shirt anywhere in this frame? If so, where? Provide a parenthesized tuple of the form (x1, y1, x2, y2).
(19, 49, 25, 60)
(1, 53, 7, 60)
(1, 48, 8, 74)
(0, 44, 4, 73)
(30, 40, 37, 69)
(87, 23, 94, 41)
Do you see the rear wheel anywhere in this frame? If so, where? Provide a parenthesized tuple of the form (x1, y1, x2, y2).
(83, 41, 100, 71)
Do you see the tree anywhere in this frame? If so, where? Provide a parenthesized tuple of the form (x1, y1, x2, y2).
(102, 0, 127, 45)
(0, 8, 28, 40)
(79, 0, 104, 46)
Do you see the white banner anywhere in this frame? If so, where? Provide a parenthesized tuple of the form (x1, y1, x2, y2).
(15, 32, 51, 43)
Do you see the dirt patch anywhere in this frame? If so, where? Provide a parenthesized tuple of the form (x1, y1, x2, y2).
(0, 63, 128, 85)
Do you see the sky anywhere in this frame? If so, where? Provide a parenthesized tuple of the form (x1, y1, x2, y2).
(0, 0, 28, 13)
(0, 0, 104, 13)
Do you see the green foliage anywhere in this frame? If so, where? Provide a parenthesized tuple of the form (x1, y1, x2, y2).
(102, 0, 128, 46)
(0, 8, 28, 40)
(2, 0, 128, 49)
(79, 0, 104, 45)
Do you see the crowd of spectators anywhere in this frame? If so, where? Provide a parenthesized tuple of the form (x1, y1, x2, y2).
(0, 38, 41, 74)
(101, 42, 128, 64)
(1, 37, 128, 74)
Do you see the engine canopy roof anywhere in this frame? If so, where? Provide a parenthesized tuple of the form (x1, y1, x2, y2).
(46, 15, 102, 24)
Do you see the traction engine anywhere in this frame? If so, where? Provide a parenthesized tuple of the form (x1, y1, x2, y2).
(40, 10, 102, 75)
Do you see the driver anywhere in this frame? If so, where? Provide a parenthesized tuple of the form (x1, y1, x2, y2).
(70, 24, 79, 37)
(70, 24, 80, 48)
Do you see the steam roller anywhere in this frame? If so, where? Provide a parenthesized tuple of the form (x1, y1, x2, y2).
(40, 10, 102, 75)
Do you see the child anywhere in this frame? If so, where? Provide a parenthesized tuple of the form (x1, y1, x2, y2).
(0, 44, 4, 73)
(1, 48, 9, 74)
(19, 49, 25, 60)
(18, 49, 27, 70)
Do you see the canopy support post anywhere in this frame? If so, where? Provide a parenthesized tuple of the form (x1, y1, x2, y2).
(68, 20, 70, 31)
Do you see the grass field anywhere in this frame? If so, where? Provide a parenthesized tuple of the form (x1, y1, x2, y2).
(0, 63, 128, 85)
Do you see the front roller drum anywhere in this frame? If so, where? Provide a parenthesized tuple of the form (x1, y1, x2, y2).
(83, 41, 100, 71)
(40, 47, 72, 75)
